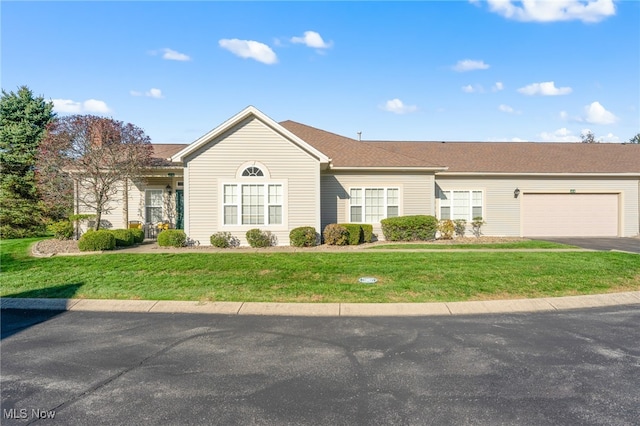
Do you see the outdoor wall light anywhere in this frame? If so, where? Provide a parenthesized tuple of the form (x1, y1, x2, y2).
(166, 184, 172, 196)
(514, 188, 520, 198)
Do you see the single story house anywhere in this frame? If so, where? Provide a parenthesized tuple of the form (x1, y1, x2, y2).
(80, 106, 640, 245)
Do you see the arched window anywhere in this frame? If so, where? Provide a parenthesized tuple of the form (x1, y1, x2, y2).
(241, 166, 264, 177)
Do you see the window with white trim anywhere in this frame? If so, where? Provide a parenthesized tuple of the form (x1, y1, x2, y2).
(350, 187, 399, 223)
(223, 183, 283, 225)
(440, 190, 483, 220)
(145, 189, 163, 223)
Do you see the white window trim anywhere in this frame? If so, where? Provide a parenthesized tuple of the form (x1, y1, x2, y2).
(144, 188, 166, 224)
(439, 189, 484, 221)
(348, 187, 401, 224)
(219, 179, 288, 230)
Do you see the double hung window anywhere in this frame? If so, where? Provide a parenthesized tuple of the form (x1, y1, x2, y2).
(145, 189, 163, 223)
(223, 168, 283, 226)
(349, 187, 399, 223)
(440, 190, 483, 220)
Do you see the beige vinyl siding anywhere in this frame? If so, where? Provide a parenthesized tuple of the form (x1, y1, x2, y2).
(321, 171, 435, 240)
(183, 117, 320, 246)
(435, 176, 640, 237)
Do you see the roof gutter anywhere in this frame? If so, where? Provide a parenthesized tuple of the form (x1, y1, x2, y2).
(329, 166, 449, 172)
(437, 172, 640, 177)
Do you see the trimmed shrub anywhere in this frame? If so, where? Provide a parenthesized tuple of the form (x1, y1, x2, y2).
(289, 226, 318, 247)
(210, 232, 240, 248)
(359, 224, 374, 243)
(471, 217, 486, 238)
(110, 229, 135, 247)
(380, 215, 438, 241)
(47, 220, 74, 240)
(453, 219, 467, 238)
(438, 219, 455, 240)
(130, 228, 145, 244)
(339, 224, 364, 245)
(323, 224, 350, 246)
(78, 230, 116, 251)
(246, 229, 274, 248)
(157, 229, 187, 247)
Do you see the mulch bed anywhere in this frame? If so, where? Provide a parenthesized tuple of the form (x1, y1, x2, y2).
(32, 237, 530, 256)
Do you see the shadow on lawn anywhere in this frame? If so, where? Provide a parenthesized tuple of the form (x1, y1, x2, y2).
(1, 283, 83, 340)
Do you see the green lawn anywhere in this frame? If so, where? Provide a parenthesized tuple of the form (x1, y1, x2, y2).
(1, 238, 638, 303)
(367, 241, 576, 250)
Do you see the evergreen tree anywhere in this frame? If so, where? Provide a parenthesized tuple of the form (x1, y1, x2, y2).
(0, 86, 55, 238)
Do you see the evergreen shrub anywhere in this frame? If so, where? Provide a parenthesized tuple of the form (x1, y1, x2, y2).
(157, 229, 187, 247)
(289, 226, 318, 247)
(78, 230, 116, 251)
(380, 215, 438, 241)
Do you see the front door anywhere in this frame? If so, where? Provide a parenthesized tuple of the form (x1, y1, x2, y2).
(175, 189, 184, 230)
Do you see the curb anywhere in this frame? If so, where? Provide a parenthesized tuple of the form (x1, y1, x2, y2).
(2, 292, 639, 317)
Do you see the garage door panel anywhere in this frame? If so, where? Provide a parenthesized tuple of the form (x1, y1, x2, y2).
(522, 194, 618, 237)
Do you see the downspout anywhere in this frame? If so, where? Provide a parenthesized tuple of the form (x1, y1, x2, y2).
(123, 178, 129, 229)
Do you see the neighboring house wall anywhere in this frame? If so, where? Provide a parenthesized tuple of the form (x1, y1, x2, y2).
(183, 117, 321, 246)
(435, 175, 640, 237)
(321, 171, 436, 240)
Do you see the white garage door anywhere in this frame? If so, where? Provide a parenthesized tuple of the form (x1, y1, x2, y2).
(522, 193, 619, 237)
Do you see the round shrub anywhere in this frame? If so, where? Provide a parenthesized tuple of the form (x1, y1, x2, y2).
(380, 215, 438, 241)
(78, 230, 116, 251)
(323, 224, 350, 246)
(210, 232, 240, 248)
(130, 228, 145, 244)
(289, 226, 318, 247)
(47, 220, 74, 240)
(157, 229, 187, 247)
(110, 229, 135, 247)
(246, 228, 273, 248)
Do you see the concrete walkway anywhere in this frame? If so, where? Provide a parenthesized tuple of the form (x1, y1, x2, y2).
(2, 291, 639, 317)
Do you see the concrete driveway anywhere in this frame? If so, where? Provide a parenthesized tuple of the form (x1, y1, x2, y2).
(535, 237, 640, 253)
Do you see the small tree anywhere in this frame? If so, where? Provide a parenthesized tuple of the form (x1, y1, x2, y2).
(580, 131, 598, 144)
(39, 115, 153, 230)
(628, 133, 640, 144)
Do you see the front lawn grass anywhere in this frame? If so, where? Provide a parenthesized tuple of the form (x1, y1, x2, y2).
(1, 238, 638, 303)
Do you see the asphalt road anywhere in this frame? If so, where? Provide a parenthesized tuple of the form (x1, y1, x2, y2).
(2, 307, 639, 425)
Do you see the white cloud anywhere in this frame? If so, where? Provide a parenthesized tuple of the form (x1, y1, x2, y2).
(381, 99, 417, 114)
(146, 88, 163, 99)
(539, 127, 581, 142)
(162, 48, 191, 61)
(219, 39, 277, 64)
(290, 31, 332, 49)
(601, 132, 620, 142)
(462, 84, 477, 93)
(483, 0, 616, 23)
(584, 101, 617, 124)
(53, 98, 111, 114)
(498, 104, 521, 114)
(452, 59, 490, 72)
(492, 82, 504, 91)
(130, 88, 164, 99)
(517, 81, 572, 96)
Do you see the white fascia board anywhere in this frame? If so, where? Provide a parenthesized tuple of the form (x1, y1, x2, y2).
(437, 172, 640, 177)
(170, 106, 331, 165)
(329, 166, 448, 172)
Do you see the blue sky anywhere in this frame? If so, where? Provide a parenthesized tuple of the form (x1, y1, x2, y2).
(3, 1, 639, 143)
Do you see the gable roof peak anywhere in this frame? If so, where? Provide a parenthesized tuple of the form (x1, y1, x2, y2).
(170, 106, 330, 164)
